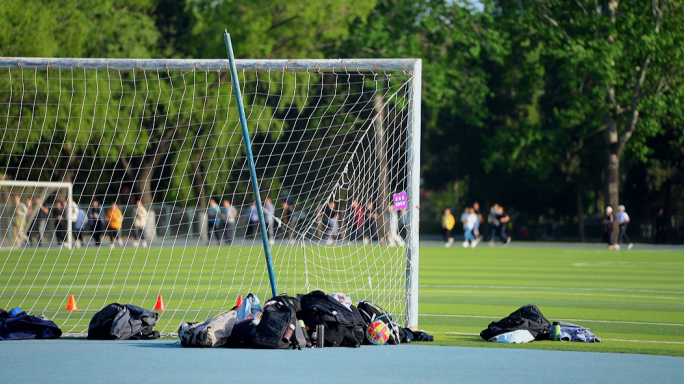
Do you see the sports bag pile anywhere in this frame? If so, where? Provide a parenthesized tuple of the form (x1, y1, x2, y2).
(87, 303, 160, 340)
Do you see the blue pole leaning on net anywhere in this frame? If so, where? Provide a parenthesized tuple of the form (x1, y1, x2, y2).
(224, 31, 278, 298)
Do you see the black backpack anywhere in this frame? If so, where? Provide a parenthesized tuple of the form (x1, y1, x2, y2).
(225, 320, 255, 348)
(251, 295, 304, 349)
(480, 304, 551, 341)
(298, 290, 365, 348)
(87, 303, 160, 340)
(356, 301, 404, 345)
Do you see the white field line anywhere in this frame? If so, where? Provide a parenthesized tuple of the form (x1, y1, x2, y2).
(420, 314, 684, 327)
(420, 289, 684, 301)
(428, 331, 684, 345)
(419, 285, 684, 295)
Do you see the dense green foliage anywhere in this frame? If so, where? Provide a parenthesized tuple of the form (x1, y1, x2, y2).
(0, 0, 682, 238)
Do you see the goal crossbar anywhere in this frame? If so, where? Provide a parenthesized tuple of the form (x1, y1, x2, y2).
(0, 57, 419, 73)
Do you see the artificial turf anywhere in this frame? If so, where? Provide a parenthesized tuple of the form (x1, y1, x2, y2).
(1, 243, 682, 356)
(419, 246, 684, 357)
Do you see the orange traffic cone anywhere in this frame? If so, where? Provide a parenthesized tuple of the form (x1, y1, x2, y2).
(154, 295, 165, 311)
(234, 295, 243, 309)
(66, 295, 78, 311)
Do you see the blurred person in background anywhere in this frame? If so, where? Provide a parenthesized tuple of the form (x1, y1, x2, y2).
(53, 200, 67, 246)
(496, 205, 511, 246)
(264, 197, 275, 246)
(221, 199, 237, 245)
(23, 198, 33, 242)
(603, 206, 616, 249)
(89, 200, 105, 246)
(442, 208, 455, 247)
(677, 216, 684, 244)
(472, 202, 483, 240)
(11, 195, 28, 247)
(655, 208, 667, 244)
(348, 200, 364, 241)
(133, 199, 148, 247)
(106, 202, 124, 248)
(74, 206, 87, 248)
(617, 205, 633, 250)
(206, 198, 220, 246)
(68, 198, 79, 245)
(398, 208, 408, 240)
(461, 207, 478, 248)
(29, 198, 50, 246)
(488, 204, 500, 246)
(364, 202, 379, 244)
(245, 203, 259, 238)
(386, 203, 405, 247)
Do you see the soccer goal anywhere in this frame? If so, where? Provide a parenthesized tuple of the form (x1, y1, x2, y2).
(0, 56, 421, 335)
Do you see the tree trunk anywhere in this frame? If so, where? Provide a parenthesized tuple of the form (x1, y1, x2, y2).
(604, 113, 620, 244)
(191, 152, 207, 208)
(135, 163, 154, 205)
(576, 180, 585, 242)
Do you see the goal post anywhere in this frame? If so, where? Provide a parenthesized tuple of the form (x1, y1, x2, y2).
(0, 56, 421, 333)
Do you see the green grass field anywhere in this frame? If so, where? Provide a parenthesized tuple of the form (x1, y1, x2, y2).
(420, 246, 684, 357)
(1, 244, 682, 356)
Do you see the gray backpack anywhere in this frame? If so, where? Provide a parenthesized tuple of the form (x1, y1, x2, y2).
(178, 310, 238, 348)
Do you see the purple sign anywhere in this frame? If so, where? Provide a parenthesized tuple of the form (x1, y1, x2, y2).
(393, 192, 408, 211)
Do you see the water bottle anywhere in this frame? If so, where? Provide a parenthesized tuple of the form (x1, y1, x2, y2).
(552, 321, 561, 341)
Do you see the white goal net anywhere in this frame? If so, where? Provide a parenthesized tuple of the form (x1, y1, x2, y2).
(0, 57, 421, 335)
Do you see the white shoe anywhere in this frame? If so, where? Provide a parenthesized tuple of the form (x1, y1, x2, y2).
(471, 239, 479, 248)
(110, 243, 115, 249)
(118, 240, 123, 246)
(462, 241, 468, 248)
(628, 243, 633, 250)
(76, 240, 81, 249)
(142, 241, 148, 248)
(133, 241, 139, 247)
(615, 244, 621, 250)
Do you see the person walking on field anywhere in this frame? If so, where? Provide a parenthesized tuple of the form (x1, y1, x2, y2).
(245, 203, 259, 238)
(496, 205, 511, 246)
(68, 198, 79, 246)
(220, 199, 237, 245)
(30, 198, 50, 246)
(11, 195, 28, 247)
(603, 206, 616, 250)
(488, 204, 500, 246)
(617, 205, 633, 250)
(133, 200, 148, 247)
(473, 202, 484, 240)
(206, 198, 220, 246)
(461, 207, 479, 248)
(442, 208, 455, 247)
(53, 201, 67, 246)
(89, 200, 105, 246)
(106, 202, 124, 248)
(264, 197, 276, 246)
(386, 203, 405, 247)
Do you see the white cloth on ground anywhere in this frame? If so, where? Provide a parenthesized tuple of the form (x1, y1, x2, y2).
(489, 330, 535, 344)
